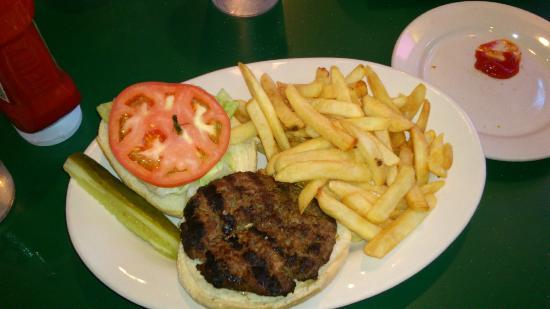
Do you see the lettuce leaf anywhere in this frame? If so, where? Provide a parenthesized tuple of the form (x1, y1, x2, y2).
(216, 89, 239, 117)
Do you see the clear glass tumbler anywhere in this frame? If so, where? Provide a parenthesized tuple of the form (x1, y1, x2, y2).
(212, 0, 279, 17)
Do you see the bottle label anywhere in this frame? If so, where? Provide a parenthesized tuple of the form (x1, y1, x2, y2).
(0, 81, 10, 103)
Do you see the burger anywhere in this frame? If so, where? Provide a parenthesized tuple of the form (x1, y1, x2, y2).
(96, 81, 351, 307)
(178, 171, 351, 308)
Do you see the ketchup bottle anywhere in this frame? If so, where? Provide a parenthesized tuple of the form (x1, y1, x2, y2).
(0, 0, 81, 146)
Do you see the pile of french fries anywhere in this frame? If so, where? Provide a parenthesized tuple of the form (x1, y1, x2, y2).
(230, 62, 453, 258)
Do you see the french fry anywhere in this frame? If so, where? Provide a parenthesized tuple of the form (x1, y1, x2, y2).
(363, 96, 414, 132)
(395, 198, 408, 211)
(364, 209, 428, 258)
(310, 99, 364, 118)
(424, 129, 436, 146)
(305, 126, 321, 138)
(328, 180, 379, 204)
(317, 188, 381, 240)
(246, 100, 279, 159)
(341, 191, 373, 218)
(390, 132, 407, 150)
(315, 67, 330, 84)
(377, 129, 398, 185)
(386, 165, 398, 186)
(344, 64, 365, 84)
(321, 84, 337, 99)
(296, 81, 323, 98)
(260, 74, 305, 130)
(345, 117, 391, 131)
(341, 121, 386, 185)
(367, 165, 415, 223)
(351, 148, 366, 163)
(285, 85, 356, 151)
(384, 199, 407, 221)
(400, 83, 426, 120)
(405, 185, 429, 211)
(374, 130, 392, 148)
(230, 121, 257, 144)
(285, 129, 308, 139)
(425, 193, 437, 209)
(420, 180, 445, 194)
(389, 207, 405, 220)
(266, 137, 333, 175)
(274, 148, 354, 172)
(330, 119, 345, 131)
(443, 143, 453, 170)
(392, 94, 407, 108)
(275, 161, 371, 183)
(372, 130, 400, 177)
(328, 180, 362, 197)
(350, 232, 364, 243)
(238, 62, 290, 150)
(234, 99, 250, 123)
(428, 133, 447, 178)
(278, 81, 323, 98)
(416, 99, 431, 132)
(344, 122, 399, 166)
(298, 179, 327, 213)
(327, 180, 361, 195)
(349, 89, 362, 105)
(352, 182, 387, 199)
(364, 65, 400, 112)
(349, 89, 363, 105)
(371, 133, 400, 166)
(399, 144, 414, 167)
(331, 66, 352, 103)
(351, 80, 368, 98)
(410, 126, 430, 185)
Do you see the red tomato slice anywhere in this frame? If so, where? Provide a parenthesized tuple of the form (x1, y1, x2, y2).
(108, 82, 230, 187)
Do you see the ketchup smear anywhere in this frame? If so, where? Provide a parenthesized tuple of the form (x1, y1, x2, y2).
(474, 39, 521, 79)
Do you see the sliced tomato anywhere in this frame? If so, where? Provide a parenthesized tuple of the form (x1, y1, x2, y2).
(108, 82, 230, 187)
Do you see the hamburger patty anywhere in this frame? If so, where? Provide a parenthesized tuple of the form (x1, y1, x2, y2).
(181, 171, 337, 297)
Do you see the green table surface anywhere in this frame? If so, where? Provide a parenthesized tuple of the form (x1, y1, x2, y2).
(1, 0, 549, 308)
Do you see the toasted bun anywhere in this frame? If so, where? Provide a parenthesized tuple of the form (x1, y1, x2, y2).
(177, 223, 351, 308)
(97, 121, 186, 217)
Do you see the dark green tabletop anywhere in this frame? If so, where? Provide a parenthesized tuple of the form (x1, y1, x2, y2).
(1, 0, 548, 307)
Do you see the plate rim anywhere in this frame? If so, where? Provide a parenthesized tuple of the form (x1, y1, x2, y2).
(66, 57, 487, 308)
(391, 1, 550, 162)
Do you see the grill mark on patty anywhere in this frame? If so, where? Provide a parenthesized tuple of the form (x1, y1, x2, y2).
(181, 198, 204, 253)
(244, 171, 263, 186)
(202, 184, 224, 212)
(199, 251, 243, 288)
(226, 235, 243, 250)
(181, 172, 337, 297)
(221, 214, 236, 236)
(243, 250, 284, 296)
(308, 242, 321, 255)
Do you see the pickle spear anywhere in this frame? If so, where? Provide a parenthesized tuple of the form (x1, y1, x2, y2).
(64, 153, 180, 260)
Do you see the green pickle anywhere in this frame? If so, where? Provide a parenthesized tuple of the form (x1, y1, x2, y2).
(64, 153, 180, 260)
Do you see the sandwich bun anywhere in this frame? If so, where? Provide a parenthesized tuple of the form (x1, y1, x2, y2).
(177, 222, 351, 308)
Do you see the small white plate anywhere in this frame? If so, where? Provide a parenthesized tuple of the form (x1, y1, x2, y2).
(392, 1, 550, 161)
(66, 58, 486, 308)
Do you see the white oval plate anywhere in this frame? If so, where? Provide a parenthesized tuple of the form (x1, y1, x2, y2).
(66, 58, 486, 308)
(392, 1, 550, 161)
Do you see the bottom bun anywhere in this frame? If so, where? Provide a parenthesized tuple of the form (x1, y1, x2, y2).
(177, 223, 351, 309)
